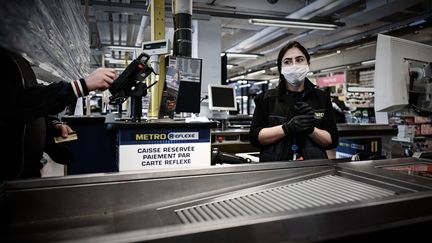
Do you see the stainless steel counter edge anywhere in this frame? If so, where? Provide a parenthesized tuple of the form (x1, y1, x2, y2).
(3, 160, 335, 189)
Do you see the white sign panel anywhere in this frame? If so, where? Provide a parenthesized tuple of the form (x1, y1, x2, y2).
(117, 128, 211, 171)
(119, 142, 210, 171)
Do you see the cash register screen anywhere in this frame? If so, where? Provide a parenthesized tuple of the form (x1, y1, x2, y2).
(208, 84, 237, 111)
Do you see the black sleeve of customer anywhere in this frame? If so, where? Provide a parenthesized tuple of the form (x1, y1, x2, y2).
(1, 48, 87, 123)
(12, 81, 79, 122)
(249, 93, 266, 148)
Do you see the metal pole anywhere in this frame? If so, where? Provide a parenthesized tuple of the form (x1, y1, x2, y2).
(148, 0, 166, 118)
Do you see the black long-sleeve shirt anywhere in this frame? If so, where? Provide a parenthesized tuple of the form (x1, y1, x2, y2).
(249, 78, 339, 162)
(0, 47, 87, 180)
(0, 48, 87, 123)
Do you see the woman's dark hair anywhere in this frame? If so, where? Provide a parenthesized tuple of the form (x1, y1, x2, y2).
(276, 41, 310, 74)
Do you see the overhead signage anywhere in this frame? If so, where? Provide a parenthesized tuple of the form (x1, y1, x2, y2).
(316, 74, 345, 86)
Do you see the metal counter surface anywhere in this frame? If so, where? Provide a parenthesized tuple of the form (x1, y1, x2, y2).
(211, 124, 397, 155)
(2, 158, 432, 242)
(211, 124, 397, 137)
(337, 123, 397, 137)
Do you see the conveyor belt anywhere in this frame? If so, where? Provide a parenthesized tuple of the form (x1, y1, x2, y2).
(175, 175, 395, 224)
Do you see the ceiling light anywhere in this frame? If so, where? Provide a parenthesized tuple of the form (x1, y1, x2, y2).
(270, 66, 278, 72)
(312, 52, 338, 61)
(238, 84, 251, 88)
(320, 66, 345, 73)
(247, 70, 266, 76)
(249, 18, 341, 30)
(224, 52, 262, 58)
(229, 75, 245, 81)
(361, 60, 376, 65)
(409, 19, 427, 27)
(105, 45, 140, 51)
(254, 80, 268, 85)
(359, 42, 376, 49)
(105, 57, 131, 65)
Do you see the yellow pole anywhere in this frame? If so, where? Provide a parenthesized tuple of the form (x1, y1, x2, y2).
(148, 0, 165, 118)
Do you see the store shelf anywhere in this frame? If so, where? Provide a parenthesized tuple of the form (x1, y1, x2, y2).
(392, 136, 428, 143)
(351, 104, 374, 108)
(392, 137, 411, 143)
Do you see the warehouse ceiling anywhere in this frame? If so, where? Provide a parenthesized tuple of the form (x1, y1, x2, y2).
(84, 0, 432, 80)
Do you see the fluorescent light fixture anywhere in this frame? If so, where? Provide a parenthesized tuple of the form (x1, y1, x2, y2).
(238, 84, 251, 88)
(312, 52, 338, 61)
(105, 57, 131, 65)
(224, 52, 262, 58)
(270, 66, 278, 72)
(105, 45, 141, 51)
(409, 19, 427, 27)
(361, 59, 376, 65)
(227, 64, 236, 69)
(247, 70, 266, 76)
(269, 78, 279, 83)
(320, 66, 346, 73)
(229, 75, 245, 81)
(358, 42, 376, 49)
(254, 80, 268, 86)
(249, 18, 340, 30)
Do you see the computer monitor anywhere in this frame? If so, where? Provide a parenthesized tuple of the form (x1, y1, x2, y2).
(159, 56, 202, 118)
(374, 34, 432, 112)
(175, 57, 202, 114)
(208, 84, 237, 111)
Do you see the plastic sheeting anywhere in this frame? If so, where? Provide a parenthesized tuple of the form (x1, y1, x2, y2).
(0, 0, 90, 82)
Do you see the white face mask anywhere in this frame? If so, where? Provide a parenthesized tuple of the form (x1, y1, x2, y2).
(281, 65, 310, 86)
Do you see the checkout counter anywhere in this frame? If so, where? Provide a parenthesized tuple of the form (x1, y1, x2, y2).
(62, 114, 217, 174)
(213, 122, 397, 159)
(61, 116, 117, 174)
(335, 123, 397, 159)
(2, 114, 428, 242)
(61, 113, 397, 174)
(2, 155, 432, 242)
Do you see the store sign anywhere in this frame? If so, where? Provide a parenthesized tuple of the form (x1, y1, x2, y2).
(117, 128, 211, 171)
(316, 74, 345, 86)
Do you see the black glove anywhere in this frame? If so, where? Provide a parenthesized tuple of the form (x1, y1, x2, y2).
(282, 114, 315, 135)
(294, 102, 314, 116)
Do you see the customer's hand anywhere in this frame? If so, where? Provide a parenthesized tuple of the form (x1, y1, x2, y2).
(282, 114, 315, 135)
(84, 68, 117, 91)
(54, 122, 74, 138)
